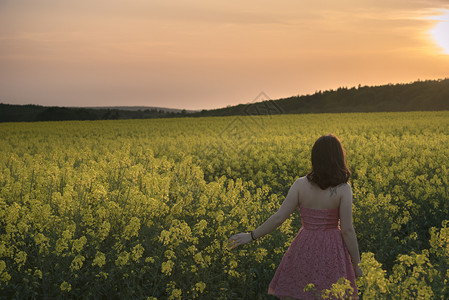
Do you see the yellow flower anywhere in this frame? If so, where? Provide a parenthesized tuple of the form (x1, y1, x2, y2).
(193, 219, 207, 235)
(93, 251, 106, 267)
(195, 281, 206, 293)
(169, 288, 182, 300)
(96, 271, 108, 279)
(193, 253, 204, 266)
(115, 251, 130, 267)
(145, 257, 155, 264)
(14, 250, 27, 270)
(55, 238, 68, 255)
(123, 217, 140, 239)
(321, 277, 354, 299)
(159, 230, 171, 245)
(60, 281, 72, 292)
(132, 244, 144, 262)
(254, 248, 268, 263)
(304, 283, 316, 292)
(164, 249, 175, 260)
(0, 260, 11, 283)
(72, 236, 87, 253)
(191, 265, 198, 273)
(98, 221, 110, 241)
(161, 260, 174, 275)
(70, 254, 85, 271)
(34, 269, 43, 279)
(96, 207, 107, 220)
(229, 260, 238, 269)
(0, 243, 7, 257)
(34, 233, 50, 254)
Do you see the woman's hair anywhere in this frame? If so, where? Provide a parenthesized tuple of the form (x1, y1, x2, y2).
(306, 134, 351, 189)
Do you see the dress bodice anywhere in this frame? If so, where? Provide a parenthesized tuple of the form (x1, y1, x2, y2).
(299, 206, 339, 230)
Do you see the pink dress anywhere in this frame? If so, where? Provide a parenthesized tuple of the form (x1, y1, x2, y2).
(268, 206, 357, 299)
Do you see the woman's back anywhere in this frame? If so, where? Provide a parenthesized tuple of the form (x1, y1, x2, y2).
(297, 176, 349, 210)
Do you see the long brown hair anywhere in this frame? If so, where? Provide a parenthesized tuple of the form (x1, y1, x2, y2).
(306, 134, 351, 189)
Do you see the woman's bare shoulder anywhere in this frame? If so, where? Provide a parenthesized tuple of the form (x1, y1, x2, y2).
(293, 176, 311, 193)
(339, 182, 352, 190)
(295, 176, 308, 186)
(338, 182, 352, 198)
(297, 176, 308, 182)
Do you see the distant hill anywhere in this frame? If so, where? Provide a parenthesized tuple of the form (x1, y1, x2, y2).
(190, 78, 449, 117)
(0, 104, 189, 122)
(79, 106, 197, 113)
(1, 78, 448, 122)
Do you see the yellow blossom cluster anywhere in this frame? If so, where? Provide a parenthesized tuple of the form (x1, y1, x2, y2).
(0, 111, 448, 298)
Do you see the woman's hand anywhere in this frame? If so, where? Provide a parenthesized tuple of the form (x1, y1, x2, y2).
(227, 232, 252, 249)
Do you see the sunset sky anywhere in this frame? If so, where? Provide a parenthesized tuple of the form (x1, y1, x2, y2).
(1, 0, 449, 110)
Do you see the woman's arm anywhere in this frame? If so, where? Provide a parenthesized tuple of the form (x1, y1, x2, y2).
(339, 184, 362, 277)
(227, 179, 300, 249)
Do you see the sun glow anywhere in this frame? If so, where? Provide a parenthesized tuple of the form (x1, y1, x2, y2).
(430, 9, 449, 55)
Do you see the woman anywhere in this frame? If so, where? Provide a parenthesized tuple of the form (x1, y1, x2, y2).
(228, 134, 362, 299)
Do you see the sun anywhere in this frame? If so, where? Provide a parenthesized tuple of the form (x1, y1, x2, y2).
(430, 9, 449, 55)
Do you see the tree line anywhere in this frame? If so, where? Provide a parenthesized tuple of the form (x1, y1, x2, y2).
(0, 105, 186, 123)
(1, 78, 448, 122)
